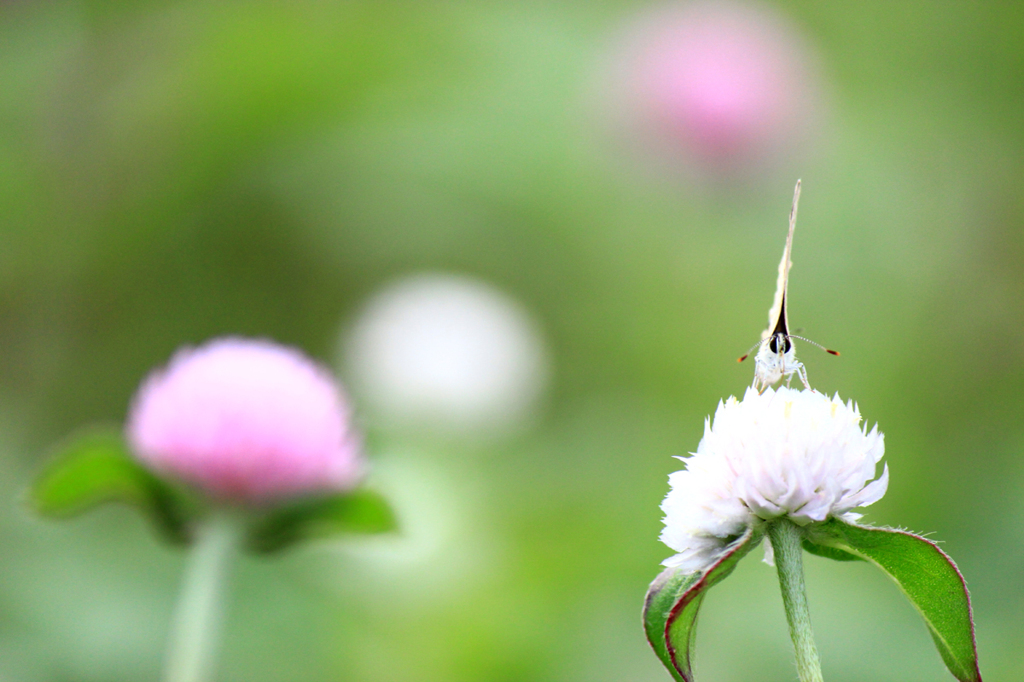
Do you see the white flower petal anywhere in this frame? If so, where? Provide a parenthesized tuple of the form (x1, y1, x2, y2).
(839, 463, 889, 511)
(659, 387, 888, 571)
(762, 535, 775, 567)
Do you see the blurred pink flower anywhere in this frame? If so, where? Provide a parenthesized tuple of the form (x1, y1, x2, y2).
(608, 1, 822, 175)
(127, 338, 362, 503)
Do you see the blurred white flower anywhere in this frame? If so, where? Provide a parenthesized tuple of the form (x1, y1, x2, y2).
(660, 386, 887, 572)
(343, 273, 548, 434)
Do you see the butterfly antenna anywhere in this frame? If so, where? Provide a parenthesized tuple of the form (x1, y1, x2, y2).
(737, 337, 768, 363)
(788, 335, 840, 356)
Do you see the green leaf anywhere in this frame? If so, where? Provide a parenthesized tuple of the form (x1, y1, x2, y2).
(801, 538, 861, 562)
(643, 527, 760, 682)
(246, 488, 397, 554)
(29, 428, 190, 544)
(806, 518, 981, 682)
(644, 568, 702, 682)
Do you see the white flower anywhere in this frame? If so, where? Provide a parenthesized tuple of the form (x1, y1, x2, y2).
(660, 386, 888, 573)
(343, 274, 548, 434)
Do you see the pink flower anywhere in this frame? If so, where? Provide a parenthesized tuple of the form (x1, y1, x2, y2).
(127, 338, 362, 503)
(607, 0, 822, 175)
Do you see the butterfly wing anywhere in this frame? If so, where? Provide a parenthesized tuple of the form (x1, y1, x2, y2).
(762, 180, 800, 341)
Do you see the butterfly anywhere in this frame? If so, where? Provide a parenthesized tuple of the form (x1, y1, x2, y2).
(738, 180, 837, 392)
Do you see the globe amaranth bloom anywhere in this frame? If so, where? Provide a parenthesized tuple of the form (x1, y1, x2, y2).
(344, 273, 548, 434)
(605, 0, 823, 177)
(127, 338, 363, 503)
(660, 386, 888, 572)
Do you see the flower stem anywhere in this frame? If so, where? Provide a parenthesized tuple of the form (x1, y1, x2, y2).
(768, 519, 824, 682)
(164, 511, 242, 682)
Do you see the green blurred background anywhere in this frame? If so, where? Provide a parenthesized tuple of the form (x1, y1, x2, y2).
(1, 1, 1022, 680)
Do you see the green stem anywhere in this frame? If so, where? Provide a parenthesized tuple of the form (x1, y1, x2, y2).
(164, 511, 241, 682)
(768, 519, 824, 682)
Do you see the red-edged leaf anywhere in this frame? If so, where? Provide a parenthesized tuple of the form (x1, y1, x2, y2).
(806, 518, 981, 682)
(643, 527, 760, 681)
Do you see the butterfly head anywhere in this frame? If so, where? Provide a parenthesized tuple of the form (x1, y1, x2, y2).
(767, 331, 791, 355)
(753, 332, 802, 392)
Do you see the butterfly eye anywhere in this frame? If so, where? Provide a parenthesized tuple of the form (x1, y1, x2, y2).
(768, 334, 791, 354)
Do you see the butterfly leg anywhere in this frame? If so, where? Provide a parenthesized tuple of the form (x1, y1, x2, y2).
(796, 364, 811, 390)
